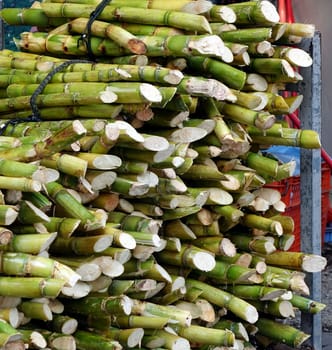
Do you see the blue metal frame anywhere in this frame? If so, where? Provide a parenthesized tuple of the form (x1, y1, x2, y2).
(299, 32, 323, 349)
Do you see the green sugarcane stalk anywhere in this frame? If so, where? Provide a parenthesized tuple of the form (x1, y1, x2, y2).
(250, 299, 295, 318)
(173, 324, 235, 347)
(37, 330, 76, 350)
(41, 153, 88, 178)
(205, 259, 258, 284)
(255, 318, 310, 348)
(0, 176, 41, 192)
(262, 251, 327, 273)
(228, 1, 279, 26)
(217, 102, 275, 130)
(45, 181, 104, 230)
(114, 22, 184, 38)
(18, 329, 47, 349)
(17, 200, 50, 224)
(188, 221, 221, 237)
(249, 126, 321, 148)
(192, 236, 236, 256)
(228, 234, 276, 255)
(63, 295, 133, 317)
(0, 205, 18, 226)
(142, 329, 189, 350)
(94, 327, 144, 348)
(131, 299, 191, 327)
(2, 105, 122, 121)
(40, 3, 212, 33)
(1, 252, 79, 286)
(73, 330, 122, 350)
(0, 120, 86, 162)
(187, 56, 247, 90)
(7, 81, 162, 104)
(213, 319, 249, 342)
(290, 294, 326, 314)
(263, 266, 309, 295)
(0, 320, 21, 346)
(108, 212, 161, 234)
(41, 217, 81, 239)
(226, 285, 289, 302)
(123, 258, 171, 283)
(157, 244, 216, 272)
(49, 233, 113, 256)
(0, 159, 58, 184)
(22, 192, 52, 212)
(185, 279, 258, 324)
(112, 315, 169, 330)
(0, 277, 64, 298)
(220, 27, 272, 43)
(18, 300, 53, 321)
(0, 233, 57, 255)
(51, 314, 78, 335)
(211, 205, 244, 223)
(163, 220, 196, 240)
(241, 213, 284, 236)
(245, 151, 279, 178)
(0, 7, 66, 27)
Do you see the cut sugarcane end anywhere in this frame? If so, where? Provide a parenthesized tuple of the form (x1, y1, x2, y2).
(189, 35, 226, 59)
(192, 252, 216, 271)
(163, 70, 184, 85)
(100, 89, 118, 103)
(302, 254, 327, 273)
(286, 48, 313, 67)
(140, 83, 163, 103)
(300, 130, 321, 148)
(181, 0, 213, 15)
(260, 0, 280, 24)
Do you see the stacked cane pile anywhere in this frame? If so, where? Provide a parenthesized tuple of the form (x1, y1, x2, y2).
(0, 1, 326, 349)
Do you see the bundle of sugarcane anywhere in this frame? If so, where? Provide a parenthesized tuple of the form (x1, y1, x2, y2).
(0, 0, 326, 349)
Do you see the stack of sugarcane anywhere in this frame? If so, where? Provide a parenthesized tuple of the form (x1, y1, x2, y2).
(0, 0, 326, 349)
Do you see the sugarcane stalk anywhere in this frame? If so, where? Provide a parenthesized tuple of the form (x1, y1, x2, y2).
(0, 233, 56, 255)
(51, 315, 78, 335)
(73, 330, 122, 350)
(18, 329, 47, 349)
(228, 1, 279, 25)
(37, 330, 76, 350)
(131, 299, 191, 327)
(45, 181, 106, 230)
(40, 3, 212, 33)
(262, 251, 327, 273)
(205, 259, 259, 284)
(191, 232, 235, 258)
(187, 56, 247, 90)
(255, 318, 310, 348)
(185, 279, 258, 324)
(112, 315, 169, 330)
(290, 294, 326, 314)
(157, 243, 216, 272)
(0, 277, 64, 298)
(1, 252, 79, 286)
(0, 205, 18, 226)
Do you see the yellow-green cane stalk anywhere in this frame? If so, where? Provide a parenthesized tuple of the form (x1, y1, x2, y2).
(0, 277, 65, 298)
(255, 318, 310, 348)
(40, 3, 212, 33)
(185, 279, 258, 324)
(157, 244, 216, 272)
(262, 251, 327, 273)
(0, 233, 57, 255)
(45, 182, 104, 231)
(1, 252, 79, 286)
(73, 330, 122, 350)
(290, 294, 326, 314)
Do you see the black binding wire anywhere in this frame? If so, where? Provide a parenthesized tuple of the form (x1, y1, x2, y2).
(0, 59, 92, 136)
(77, 0, 112, 61)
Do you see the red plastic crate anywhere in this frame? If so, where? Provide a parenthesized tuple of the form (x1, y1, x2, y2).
(265, 162, 331, 251)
